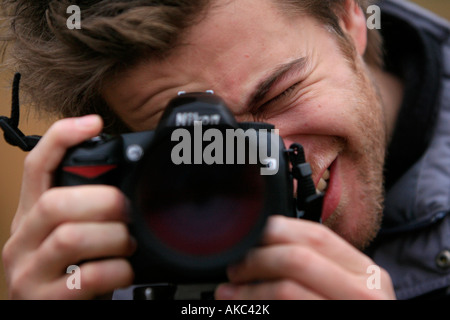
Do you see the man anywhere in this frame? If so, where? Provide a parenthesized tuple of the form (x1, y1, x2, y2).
(0, 0, 448, 299)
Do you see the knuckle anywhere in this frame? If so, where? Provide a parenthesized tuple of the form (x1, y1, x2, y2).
(95, 186, 127, 220)
(51, 224, 82, 252)
(35, 189, 64, 218)
(8, 260, 37, 299)
(272, 280, 298, 300)
(23, 151, 40, 173)
(284, 246, 315, 272)
(104, 186, 126, 209)
(304, 223, 332, 248)
(2, 240, 15, 272)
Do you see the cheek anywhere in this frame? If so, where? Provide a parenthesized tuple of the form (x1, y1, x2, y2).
(278, 61, 382, 151)
(272, 86, 359, 141)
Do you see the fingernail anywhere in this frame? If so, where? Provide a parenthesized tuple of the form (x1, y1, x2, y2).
(75, 115, 100, 128)
(216, 284, 237, 300)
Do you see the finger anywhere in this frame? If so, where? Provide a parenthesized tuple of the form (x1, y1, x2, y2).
(262, 216, 374, 272)
(40, 259, 134, 300)
(11, 186, 129, 252)
(227, 244, 371, 300)
(34, 222, 136, 280)
(216, 280, 324, 300)
(15, 115, 103, 228)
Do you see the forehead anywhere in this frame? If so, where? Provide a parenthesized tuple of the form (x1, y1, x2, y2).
(187, 0, 290, 48)
(103, 0, 321, 129)
(176, 1, 302, 86)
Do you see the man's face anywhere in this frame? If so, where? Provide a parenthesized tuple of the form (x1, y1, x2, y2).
(103, 0, 387, 250)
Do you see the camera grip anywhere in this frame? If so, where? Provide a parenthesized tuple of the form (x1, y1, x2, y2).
(55, 135, 122, 187)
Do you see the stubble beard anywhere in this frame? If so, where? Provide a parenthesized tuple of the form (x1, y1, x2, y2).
(323, 58, 387, 251)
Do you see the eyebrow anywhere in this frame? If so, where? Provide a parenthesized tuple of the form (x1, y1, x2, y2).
(247, 57, 308, 110)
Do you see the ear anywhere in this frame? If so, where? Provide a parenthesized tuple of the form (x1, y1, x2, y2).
(338, 0, 368, 56)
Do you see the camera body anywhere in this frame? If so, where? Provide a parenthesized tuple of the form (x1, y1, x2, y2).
(54, 92, 320, 284)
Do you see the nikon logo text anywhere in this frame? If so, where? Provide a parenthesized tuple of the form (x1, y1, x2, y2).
(176, 112, 221, 126)
(171, 121, 280, 175)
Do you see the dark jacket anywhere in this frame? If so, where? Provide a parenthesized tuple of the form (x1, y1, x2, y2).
(369, 0, 450, 300)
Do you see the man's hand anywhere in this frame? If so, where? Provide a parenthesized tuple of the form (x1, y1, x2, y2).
(216, 216, 396, 300)
(2, 115, 135, 299)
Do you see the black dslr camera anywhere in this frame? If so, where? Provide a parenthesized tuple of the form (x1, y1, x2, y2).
(1, 74, 323, 288)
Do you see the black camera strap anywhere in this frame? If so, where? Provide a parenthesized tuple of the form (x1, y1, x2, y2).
(0, 73, 41, 151)
(288, 143, 324, 223)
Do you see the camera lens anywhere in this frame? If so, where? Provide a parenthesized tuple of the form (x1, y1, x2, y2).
(133, 132, 266, 258)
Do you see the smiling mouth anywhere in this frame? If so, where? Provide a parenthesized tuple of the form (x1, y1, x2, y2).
(316, 167, 330, 194)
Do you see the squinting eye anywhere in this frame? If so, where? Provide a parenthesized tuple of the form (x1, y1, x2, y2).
(262, 82, 300, 108)
(278, 83, 298, 99)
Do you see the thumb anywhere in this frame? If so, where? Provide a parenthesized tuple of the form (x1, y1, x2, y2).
(12, 115, 103, 233)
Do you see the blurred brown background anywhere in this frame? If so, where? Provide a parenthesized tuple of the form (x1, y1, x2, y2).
(0, 0, 449, 300)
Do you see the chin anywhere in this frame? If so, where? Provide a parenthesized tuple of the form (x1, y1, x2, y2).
(324, 183, 384, 251)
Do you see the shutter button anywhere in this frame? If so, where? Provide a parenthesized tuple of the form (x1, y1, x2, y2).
(436, 250, 450, 270)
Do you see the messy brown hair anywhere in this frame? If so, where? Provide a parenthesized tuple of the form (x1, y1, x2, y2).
(0, 0, 382, 133)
